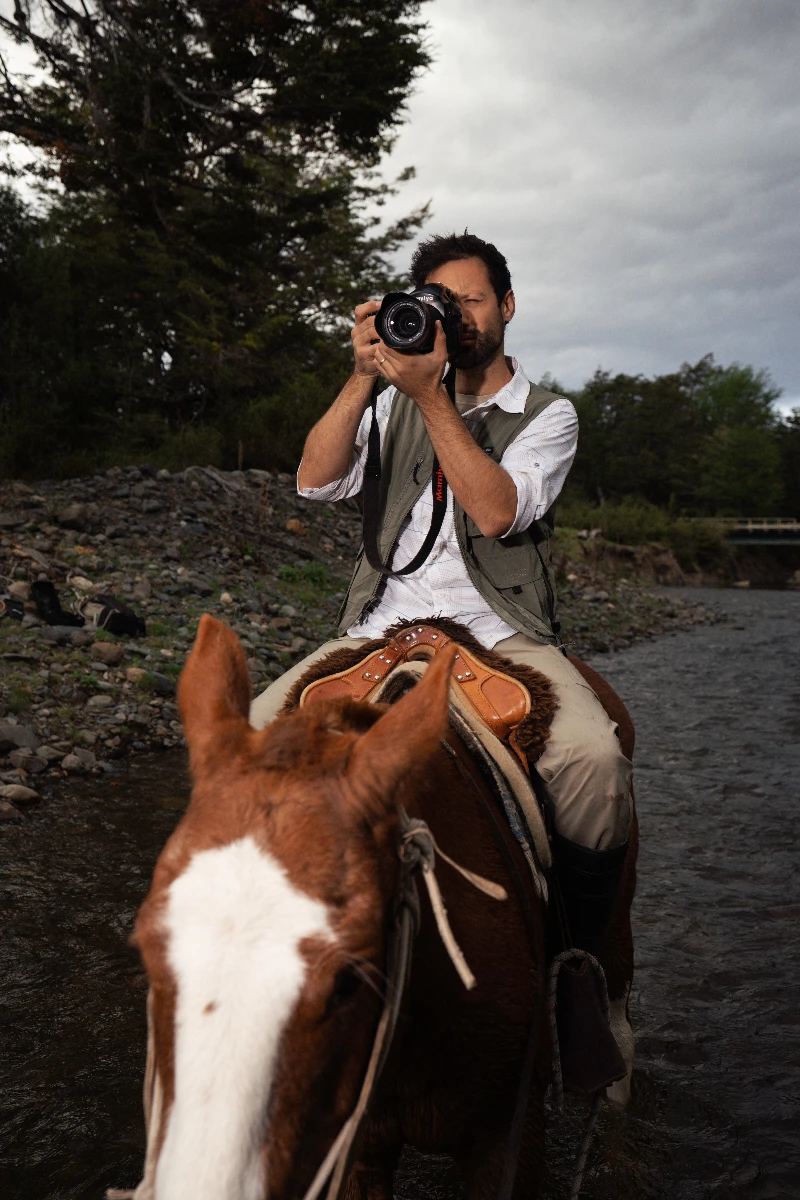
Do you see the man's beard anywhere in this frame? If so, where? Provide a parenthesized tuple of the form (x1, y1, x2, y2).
(454, 321, 505, 370)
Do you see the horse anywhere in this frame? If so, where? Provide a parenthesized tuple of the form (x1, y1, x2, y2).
(129, 614, 636, 1200)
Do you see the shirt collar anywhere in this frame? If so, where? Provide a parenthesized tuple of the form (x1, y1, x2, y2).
(460, 358, 529, 415)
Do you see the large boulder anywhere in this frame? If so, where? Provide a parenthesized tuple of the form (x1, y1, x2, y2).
(0, 723, 40, 752)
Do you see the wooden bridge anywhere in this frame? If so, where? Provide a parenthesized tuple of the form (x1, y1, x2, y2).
(718, 518, 800, 545)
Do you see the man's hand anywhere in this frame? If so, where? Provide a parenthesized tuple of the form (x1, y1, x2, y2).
(352, 300, 383, 377)
(373, 323, 517, 538)
(373, 322, 450, 403)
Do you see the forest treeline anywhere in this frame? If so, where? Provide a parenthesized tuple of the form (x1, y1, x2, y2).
(1, 1, 798, 521)
(553, 358, 799, 519)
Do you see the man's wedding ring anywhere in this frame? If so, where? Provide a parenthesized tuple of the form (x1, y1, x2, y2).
(379, 356, 386, 364)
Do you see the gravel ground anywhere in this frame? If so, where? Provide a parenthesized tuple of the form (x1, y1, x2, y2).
(2, 467, 720, 811)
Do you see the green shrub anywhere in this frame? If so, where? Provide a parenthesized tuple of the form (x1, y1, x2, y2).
(557, 498, 730, 568)
(559, 498, 671, 543)
(300, 562, 329, 589)
(6, 685, 31, 714)
(278, 562, 329, 589)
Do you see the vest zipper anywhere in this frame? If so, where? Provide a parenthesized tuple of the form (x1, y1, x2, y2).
(534, 539, 558, 629)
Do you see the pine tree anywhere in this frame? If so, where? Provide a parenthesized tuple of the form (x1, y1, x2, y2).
(0, 1, 431, 474)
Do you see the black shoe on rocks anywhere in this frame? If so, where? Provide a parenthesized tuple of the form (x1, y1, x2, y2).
(30, 580, 85, 627)
(78, 594, 146, 638)
(0, 596, 25, 621)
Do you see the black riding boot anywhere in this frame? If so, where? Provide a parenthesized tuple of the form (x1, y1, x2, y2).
(551, 834, 630, 1095)
(552, 833, 629, 956)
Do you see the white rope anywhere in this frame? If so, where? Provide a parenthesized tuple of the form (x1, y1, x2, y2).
(418, 864, 476, 990)
(401, 819, 507, 992)
(425, 830, 508, 901)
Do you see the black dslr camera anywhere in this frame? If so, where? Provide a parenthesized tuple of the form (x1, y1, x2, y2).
(374, 283, 462, 359)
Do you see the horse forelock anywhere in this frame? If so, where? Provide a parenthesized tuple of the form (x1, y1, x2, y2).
(256, 699, 384, 772)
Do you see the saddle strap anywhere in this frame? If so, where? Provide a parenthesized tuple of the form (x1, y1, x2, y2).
(299, 624, 531, 745)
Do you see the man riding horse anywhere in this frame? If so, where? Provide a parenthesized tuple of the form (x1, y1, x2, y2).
(251, 231, 633, 959)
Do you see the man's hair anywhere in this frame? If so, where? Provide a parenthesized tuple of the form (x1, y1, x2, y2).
(410, 231, 512, 306)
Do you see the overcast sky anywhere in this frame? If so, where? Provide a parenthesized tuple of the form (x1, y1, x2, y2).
(376, 0, 800, 411)
(2, 0, 798, 410)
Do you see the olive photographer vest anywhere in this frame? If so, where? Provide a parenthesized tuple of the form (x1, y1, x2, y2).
(338, 383, 563, 645)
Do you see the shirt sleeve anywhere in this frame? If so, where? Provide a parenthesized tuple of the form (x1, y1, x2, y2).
(296, 385, 396, 503)
(499, 398, 579, 537)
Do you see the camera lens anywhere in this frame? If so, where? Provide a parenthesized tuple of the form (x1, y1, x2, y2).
(383, 299, 431, 349)
(393, 306, 423, 337)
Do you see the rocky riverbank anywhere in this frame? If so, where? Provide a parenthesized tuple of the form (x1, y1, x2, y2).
(1, 466, 722, 812)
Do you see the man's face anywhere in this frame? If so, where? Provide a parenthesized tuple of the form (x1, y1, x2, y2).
(424, 256, 514, 370)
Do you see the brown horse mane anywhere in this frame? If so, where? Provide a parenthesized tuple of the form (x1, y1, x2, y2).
(278, 616, 558, 763)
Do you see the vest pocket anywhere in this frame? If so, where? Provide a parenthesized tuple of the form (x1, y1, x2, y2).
(468, 526, 545, 589)
(484, 551, 544, 589)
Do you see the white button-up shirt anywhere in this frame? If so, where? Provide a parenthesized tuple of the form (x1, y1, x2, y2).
(299, 360, 578, 648)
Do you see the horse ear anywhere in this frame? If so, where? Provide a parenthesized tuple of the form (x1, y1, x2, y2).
(178, 614, 252, 775)
(347, 644, 456, 806)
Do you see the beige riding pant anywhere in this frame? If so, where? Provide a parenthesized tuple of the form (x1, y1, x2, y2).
(249, 633, 632, 852)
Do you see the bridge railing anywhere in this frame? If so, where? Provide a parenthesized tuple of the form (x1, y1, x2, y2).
(715, 518, 800, 532)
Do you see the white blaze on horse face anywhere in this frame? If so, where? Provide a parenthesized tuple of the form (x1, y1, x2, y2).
(155, 835, 333, 1200)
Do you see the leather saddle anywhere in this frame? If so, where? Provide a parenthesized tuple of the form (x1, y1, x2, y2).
(299, 623, 532, 769)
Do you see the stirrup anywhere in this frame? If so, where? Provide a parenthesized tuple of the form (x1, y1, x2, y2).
(550, 949, 627, 1098)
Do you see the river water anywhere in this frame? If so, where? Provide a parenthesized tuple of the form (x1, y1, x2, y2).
(1, 587, 798, 1199)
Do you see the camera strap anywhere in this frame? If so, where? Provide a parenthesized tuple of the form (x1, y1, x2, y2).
(362, 366, 456, 577)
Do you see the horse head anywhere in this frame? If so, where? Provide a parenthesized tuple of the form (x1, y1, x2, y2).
(132, 615, 456, 1200)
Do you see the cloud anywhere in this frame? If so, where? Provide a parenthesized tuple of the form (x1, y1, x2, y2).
(377, 0, 800, 397)
(2, 0, 798, 404)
